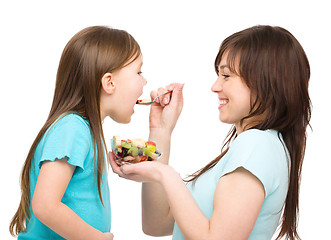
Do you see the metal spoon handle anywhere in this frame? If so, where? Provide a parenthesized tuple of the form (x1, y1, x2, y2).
(136, 90, 173, 105)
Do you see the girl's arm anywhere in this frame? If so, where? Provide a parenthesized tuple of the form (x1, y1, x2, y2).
(32, 159, 112, 240)
(111, 160, 264, 239)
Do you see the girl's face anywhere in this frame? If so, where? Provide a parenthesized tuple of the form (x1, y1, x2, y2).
(103, 55, 147, 123)
(211, 52, 251, 134)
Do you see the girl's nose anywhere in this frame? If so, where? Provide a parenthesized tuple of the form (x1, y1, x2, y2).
(143, 77, 147, 86)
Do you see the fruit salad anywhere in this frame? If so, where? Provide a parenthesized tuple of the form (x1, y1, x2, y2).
(136, 99, 150, 104)
(111, 136, 162, 165)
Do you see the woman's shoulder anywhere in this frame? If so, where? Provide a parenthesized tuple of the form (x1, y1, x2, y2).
(233, 129, 282, 148)
(224, 129, 289, 197)
(228, 129, 288, 162)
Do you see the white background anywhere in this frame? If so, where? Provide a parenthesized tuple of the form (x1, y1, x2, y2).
(1, 0, 330, 239)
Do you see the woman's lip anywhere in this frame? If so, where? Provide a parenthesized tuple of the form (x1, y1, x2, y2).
(218, 98, 229, 109)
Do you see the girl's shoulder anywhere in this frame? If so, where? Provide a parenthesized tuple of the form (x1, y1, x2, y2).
(56, 112, 89, 126)
(37, 113, 92, 171)
(44, 112, 91, 141)
(51, 112, 90, 131)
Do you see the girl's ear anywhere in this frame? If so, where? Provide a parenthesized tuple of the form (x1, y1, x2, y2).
(101, 73, 115, 94)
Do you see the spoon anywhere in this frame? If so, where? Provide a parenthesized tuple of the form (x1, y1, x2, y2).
(136, 90, 173, 105)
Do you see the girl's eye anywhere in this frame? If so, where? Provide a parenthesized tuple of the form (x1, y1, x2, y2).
(138, 71, 143, 75)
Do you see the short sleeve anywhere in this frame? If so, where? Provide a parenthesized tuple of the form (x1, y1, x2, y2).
(220, 129, 285, 197)
(39, 114, 91, 170)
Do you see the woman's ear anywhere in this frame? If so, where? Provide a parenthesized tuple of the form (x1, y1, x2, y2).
(101, 73, 115, 94)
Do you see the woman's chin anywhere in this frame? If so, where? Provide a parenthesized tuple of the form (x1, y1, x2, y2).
(219, 114, 230, 124)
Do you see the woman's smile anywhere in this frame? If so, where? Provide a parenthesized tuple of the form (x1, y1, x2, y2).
(218, 98, 229, 109)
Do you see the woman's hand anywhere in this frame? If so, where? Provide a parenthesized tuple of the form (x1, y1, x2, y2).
(109, 151, 176, 236)
(109, 151, 166, 184)
(149, 83, 184, 135)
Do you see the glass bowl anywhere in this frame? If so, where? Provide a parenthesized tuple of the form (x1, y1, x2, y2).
(111, 136, 162, 165)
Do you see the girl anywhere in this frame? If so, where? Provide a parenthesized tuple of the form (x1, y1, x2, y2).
(110, 25, 311, 239)
(10, 26, 147, 239)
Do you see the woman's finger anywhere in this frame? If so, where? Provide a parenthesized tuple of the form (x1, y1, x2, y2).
(103, 232, 114, 239)
(120, 162, 138, 176)
(163, 83, 184, 106)
(109, 151, 122, 175)
(156, 87, 168, 106)
(150, 90, 158, 101)
(161, 91, 173, 106)
(169, 83, 184, 108)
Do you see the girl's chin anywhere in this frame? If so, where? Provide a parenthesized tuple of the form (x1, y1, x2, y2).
(120, 115, 132, 124)
(117, 108, 134, 124)
(116, 118, 131, 124)
(109, 113, 132, 124)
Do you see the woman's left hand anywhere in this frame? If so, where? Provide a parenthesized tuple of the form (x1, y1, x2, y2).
(109, 151, 166, 183)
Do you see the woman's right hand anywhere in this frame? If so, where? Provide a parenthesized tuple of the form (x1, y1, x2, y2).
(103, 232, 114, 239)
(149, 83, 184, 135)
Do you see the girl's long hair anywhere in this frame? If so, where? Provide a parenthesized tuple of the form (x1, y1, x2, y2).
(9, 26, 141, 236)
(186, 25, 311, 240)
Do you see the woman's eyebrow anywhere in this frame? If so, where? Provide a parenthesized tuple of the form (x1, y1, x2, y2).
(219, 65, 229, 70)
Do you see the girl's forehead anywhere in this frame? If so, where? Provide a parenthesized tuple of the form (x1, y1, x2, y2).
(132, 55, 143, 66)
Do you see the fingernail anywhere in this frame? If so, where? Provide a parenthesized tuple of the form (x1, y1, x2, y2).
(163, 98, 168, 104)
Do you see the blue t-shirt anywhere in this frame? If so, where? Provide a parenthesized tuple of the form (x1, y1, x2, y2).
(18, 113, 111, 239)
(173, 129, 289, 240)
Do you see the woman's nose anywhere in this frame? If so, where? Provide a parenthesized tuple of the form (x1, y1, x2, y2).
(211, 76, 223, 93)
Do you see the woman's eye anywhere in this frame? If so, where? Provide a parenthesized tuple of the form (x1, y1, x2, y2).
(222, 74, 230, 79)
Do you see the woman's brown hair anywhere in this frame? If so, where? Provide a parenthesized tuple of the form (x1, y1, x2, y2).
(9, 26, 141, 236)
(186, 25, 311, 240)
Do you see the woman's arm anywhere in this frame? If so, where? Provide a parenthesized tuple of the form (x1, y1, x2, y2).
(141, 83, 184, 235)
(141, 130, 174, 236)
(32, 159, 112, 240)
(113, 160, 264, 240)
(161, 166, 265, 239)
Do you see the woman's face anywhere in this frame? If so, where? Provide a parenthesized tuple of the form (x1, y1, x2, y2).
(211, 52, 251, 133)
(107, 55, 147, 123)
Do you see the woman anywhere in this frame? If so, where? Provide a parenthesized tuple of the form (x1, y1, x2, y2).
(111, 25, 311, 239)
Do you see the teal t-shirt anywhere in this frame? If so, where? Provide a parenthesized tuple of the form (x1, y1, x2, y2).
(18, 113, 111, 239)
(173, 129, 289, 240)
